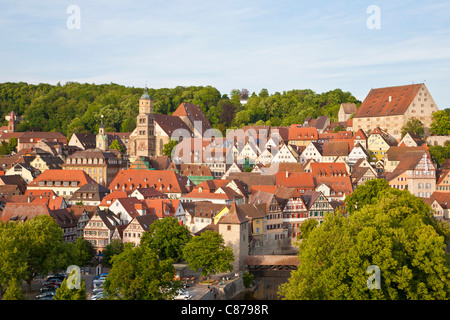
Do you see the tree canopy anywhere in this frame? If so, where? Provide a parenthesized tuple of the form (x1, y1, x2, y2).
(0, 82, 360, 137)
(182, 230, 234, 282)
(140, 216, 192, 262)
(103, 243, 180, 300)
(279, 188, 450, 300)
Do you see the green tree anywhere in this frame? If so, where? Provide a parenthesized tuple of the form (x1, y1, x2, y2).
(401, 118, 425, 138)
(109, 139, 125, 153)
(2, 278, 26, 300)
(140, 217, 191, 262)
(102, 239, 124, 268)
(333, 124, 346, 133)
(430, 110, 450, 136)
(0, 222, 27, 299)
(279, 189, 450, 300)
(233, 110, 250, 127)
(103, 243, 180, 300)
(22, 215, 67, 293)
(428, 143, 450, 166)
(53, 278, 87, 300)
(344, 179, 390, 214)
(72, 237, 96, 267)
(298, 218, 319, 240)
(162, 139, 178, 158)
(182, 230, 234, 282)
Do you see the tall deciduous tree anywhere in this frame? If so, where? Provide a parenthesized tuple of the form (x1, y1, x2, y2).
(22, 215, 67, 292)
(430, 110, 450, 136)
(344, 178, 390, 214)
(53, 278, 87, 300)
(279, 188, 450, 300)
(0, 222, 27, 299)
(162, 139, 178, 158)
(182, 230, 234, 282)
(103, 243, 180, 300)
(140, 217, 191, 262)
(401, 118, 425, 138)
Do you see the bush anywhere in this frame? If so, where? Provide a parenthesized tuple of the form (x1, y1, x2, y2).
(242, 272, 254, 288)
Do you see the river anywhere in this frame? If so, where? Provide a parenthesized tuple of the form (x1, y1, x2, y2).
(232, 274, 290, 300)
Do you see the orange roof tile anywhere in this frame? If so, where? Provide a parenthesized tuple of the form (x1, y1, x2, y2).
(108, 170, 191, 194)
(28, 169, 96, 187)
(288, 126, 318, 141)
(354, 84, 422, 118)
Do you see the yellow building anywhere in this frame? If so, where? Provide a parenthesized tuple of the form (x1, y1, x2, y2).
(367, 127, 396, 163)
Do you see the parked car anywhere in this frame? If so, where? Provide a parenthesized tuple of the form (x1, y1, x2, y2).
(39, 286, 56, 294)
(36, 291, 56, 299)
(91, 291, 104, 300)
(174, 289, 192, 300)
(42, 278, 62, 284)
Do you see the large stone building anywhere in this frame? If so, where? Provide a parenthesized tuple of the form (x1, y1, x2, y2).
(127, 88, 156, 162)
(352, 83, 439, 140)
(62, 148, 124, 186)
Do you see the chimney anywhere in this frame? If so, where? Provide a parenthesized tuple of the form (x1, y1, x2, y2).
(28, 196, 31, 203)
(388, 96, 392, 102)
(286, 171, 289, 178)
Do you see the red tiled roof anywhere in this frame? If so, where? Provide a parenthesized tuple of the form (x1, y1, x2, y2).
(310, 163, 349, 177)
(288, 126, 318, 141)
(108, 170, 191, 194)
(0, 203, 52, 222)
(275, 172, 315, 189)
(354, 84, 422, 118)
(143, 199, 181, 218)
(314, 176, 353, 194)
(28, 169, 96, 187)
(99, 190, 130, 207)
(218, 202, 249, 224)
(322, 141, 350, 157)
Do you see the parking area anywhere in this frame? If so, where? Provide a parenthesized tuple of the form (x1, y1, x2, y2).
(22, 268, 238, 300)
(23, 267, 105, 300)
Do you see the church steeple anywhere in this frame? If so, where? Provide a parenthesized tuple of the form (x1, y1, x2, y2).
(96, 114, 107, 151)
(139, 86, 153, 114)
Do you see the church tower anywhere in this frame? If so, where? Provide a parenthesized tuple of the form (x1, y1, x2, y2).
(96, 115, 108, 151)
(128, 87, 156, 162)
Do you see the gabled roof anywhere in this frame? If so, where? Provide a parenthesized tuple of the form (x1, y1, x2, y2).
(322, 141, 350, 157)
(70, 133, 96, 149)
(354, 83, 422, 118)
(154, 113, 193, 137)
(133, 187, 168, 199)
(314, 176, 353, 195)
(108, 169, 191, 194)
(385, 146, 428, 162)
(340, 103, 357, 114)
(288, 126, 319, 141)
(0, 202, 52, 222)
(172, 102, 212, 135)
(218, 202, 249, 224)
(133, 214, 159, 231)
(310, 163, 349, 177)
(353, 129, 368, 140)
(143, 199, 180, 218)
(275, 172, 315, 189)
(113, 197, 147, 219)
(28, 169, 96, 187)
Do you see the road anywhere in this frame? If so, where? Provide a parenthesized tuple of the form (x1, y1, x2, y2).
(23, 268, 239, 300)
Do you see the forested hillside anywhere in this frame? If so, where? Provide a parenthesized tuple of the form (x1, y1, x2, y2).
(0, 82, 360, 138)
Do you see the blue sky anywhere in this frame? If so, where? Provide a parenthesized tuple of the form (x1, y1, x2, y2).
(1, 0, 449, 107)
